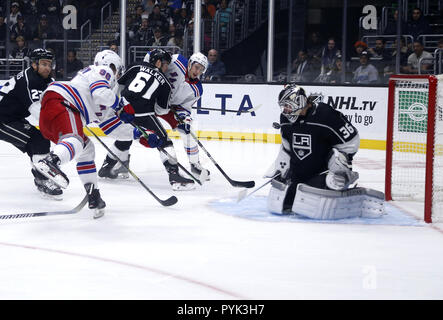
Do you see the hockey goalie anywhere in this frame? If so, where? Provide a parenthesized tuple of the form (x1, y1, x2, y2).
(266, 84, 385, 220)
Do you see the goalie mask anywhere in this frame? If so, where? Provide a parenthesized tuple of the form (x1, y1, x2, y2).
(278, 84, 307, 122)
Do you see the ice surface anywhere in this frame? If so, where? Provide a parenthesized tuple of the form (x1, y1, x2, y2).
(1, 137, 443, 299)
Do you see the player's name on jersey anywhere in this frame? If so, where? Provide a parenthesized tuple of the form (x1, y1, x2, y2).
(140, 65, 166, 85)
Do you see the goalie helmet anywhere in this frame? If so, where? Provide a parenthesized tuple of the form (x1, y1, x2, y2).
(94, 49, 123, 78)
(278, 84, 308, 122)
(188, 52, 208, 76)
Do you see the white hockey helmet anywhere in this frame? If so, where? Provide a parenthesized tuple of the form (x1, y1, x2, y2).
(188, 52, 208, 76)
(278, 84, 308, 122)
(94, 49, 123, 78)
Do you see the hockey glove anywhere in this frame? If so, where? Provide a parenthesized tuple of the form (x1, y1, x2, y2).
(116, 98, 135, 123)
(139, 134, 164, 148)
(175, 112, 192, 134)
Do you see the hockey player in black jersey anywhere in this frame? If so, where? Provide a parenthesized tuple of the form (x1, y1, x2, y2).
(0, 48, 63, 199)
(264, 84, 385, 219)
(98, 48, 195, 190)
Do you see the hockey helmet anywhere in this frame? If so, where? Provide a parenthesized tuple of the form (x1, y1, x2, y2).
(144, 48, 172, 66)
(278, 84, 308, 122)
(94, 49, 123, 78)
(188, 52, 208, 76)
(30, 48, 54, 64)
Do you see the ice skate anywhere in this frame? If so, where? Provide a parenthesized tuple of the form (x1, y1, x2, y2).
(98, 155, 130, 179)
(164, 161, 195, 191)
(85, 183, 106, 219)
(34, 152, 69, 189)
(190, 162, 210, 182)
(32, 169, 63, 201)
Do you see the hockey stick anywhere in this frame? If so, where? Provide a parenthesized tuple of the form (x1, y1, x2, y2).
(84, 126, 178, 207)
(0, 194, 88, 220)
(130, 122, 202, 186)
(237, 172, 281, 202)
(173, 111, 255, 189)
(191, 104, 263, 114)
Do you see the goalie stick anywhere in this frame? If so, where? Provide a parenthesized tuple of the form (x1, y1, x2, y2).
(0, 194, 88, 220)
(173, 111, 255, 189)
(237, 172, 281, 202)
(84, 126, 178, 207)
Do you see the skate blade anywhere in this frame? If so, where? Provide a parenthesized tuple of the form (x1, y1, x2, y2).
(37, 190, 63, 201)
(117, 172, 129, 179)
(171, 182, 196, 191)
(198, 170, 210, 183)
(93, 208, 105, 219)
(35, 162, 69, 189)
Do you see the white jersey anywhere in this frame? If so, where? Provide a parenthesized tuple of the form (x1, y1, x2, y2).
(165, 54, 203, 115)
(44, 65, 134, 140)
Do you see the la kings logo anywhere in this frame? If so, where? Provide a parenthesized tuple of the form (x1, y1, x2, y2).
(292, 133, 311, 160)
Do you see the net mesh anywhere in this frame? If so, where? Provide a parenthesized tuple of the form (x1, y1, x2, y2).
(391, 75, 443, 222)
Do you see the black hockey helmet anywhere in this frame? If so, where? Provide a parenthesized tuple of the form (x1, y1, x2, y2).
(278, 84, 308, 122)
(146, 48, 172, 66)
(30, 48, 54, 64)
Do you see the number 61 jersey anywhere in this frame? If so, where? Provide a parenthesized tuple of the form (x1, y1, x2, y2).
(118, 62, 172, 116)
(280, 102, 360, 182)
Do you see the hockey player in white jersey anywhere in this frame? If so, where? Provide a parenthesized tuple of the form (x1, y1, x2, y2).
(158, 52, 211, 181)
(35, 50, 150, 218)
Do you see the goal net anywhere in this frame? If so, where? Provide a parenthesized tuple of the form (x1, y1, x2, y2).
(385, 75, 443, 223)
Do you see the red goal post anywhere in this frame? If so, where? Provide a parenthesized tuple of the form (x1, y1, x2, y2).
(385, 74, 442, 223)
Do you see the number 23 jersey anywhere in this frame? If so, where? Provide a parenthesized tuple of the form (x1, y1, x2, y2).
(280, 102, 359, 181)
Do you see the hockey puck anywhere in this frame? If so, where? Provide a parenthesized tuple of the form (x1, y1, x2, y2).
(272, 122, 281, 129)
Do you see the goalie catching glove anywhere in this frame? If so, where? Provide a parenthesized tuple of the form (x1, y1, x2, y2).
(133, 127, 164, 148)
(325, 148, 359, 191)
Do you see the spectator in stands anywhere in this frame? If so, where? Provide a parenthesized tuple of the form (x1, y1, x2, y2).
(142, 0, 156, 15)
(406, 7, 431, 41)
(329, 54, 347, 84)
(32, 14, 56, 41)
(174, 8, 189, 36)
(306, 31, 323, 70)
(166, 24, 183, 49)
(204, 48, 226, 81)
(146, 27, 169, 47)
(382, 9, 407, 35)
(367, 38, 391, 61)
(22, 0, 42, 19)
(352, 41, 368, 59)
(109, 42, 119, 54)
(0, 16, 6, 43)
(132, 5, 144, 27)
(11, 14, 31, 42)
(149, 4, 169, 34)
(158, 0, 174, 21)
(352, 51, 379, 84)
(291, 49, 315, 83)
(217, 0, 232, 43)
(320, 37, 340, 75)
(10, 36, 31, 62)
(134, 17, 153, 46)
(43, 0, 61, 24)
(6, 2, 22, 29)
(402, 40, 433, 74)
(57, 49, 84, 79)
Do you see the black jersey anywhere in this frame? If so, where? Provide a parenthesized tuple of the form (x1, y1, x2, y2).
(0, 67, 53, 123)
(280, 102, 358, 182)
(118, 63, 171, 116)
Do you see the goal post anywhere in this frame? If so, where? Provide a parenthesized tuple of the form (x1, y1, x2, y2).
(385, 74, 442, 223)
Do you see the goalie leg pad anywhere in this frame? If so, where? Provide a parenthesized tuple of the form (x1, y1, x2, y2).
(267, 179, 290, 214)
(292, 184, 385, 220)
